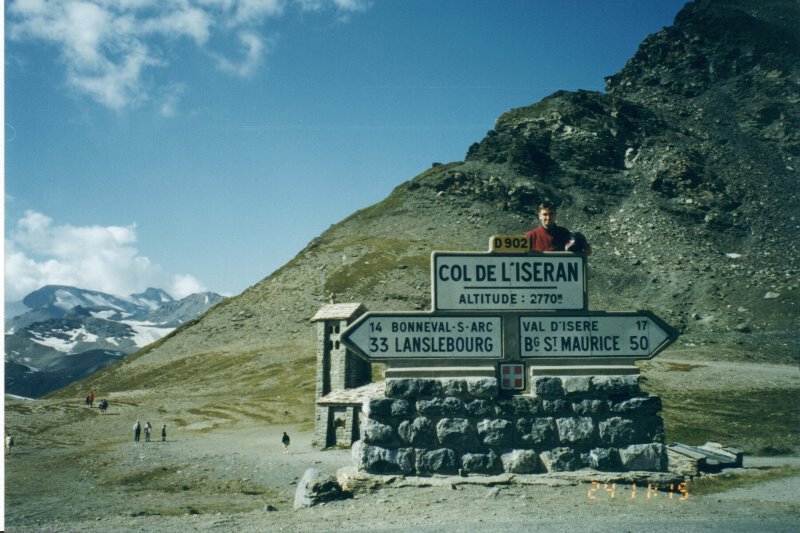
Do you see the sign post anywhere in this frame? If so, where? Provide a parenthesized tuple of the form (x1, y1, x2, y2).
(339, 237, 677, 378)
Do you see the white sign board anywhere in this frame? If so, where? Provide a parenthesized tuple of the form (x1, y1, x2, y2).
(432, 252, 586, 311)
(340, 313, 503, 360)
(519, 312, 676, 359)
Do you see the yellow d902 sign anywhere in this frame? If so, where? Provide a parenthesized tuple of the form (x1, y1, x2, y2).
(490, 235, 530, 253)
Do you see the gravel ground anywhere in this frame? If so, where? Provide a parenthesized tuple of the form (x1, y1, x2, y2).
(4, 358, 799, 532)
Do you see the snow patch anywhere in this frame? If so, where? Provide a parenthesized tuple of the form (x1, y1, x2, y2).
(84, 293, 124, 310)
(29, 326, 100, 353)
(120, 320, 174, 347)
(91, 310, 117, 320)
(54, 289, 84, 311)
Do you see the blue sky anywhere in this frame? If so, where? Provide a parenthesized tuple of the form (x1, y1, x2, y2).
(4, 0, 688, 302)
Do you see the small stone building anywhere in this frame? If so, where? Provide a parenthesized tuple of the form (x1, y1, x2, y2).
(311, 303, 374, 448)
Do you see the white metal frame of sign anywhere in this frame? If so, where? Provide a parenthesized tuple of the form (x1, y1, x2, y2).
(340, 312, 504, 362)
(518, 311, 677, 360)
(431, 252, 588, 312)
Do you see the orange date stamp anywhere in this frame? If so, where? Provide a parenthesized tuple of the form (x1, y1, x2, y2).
(588, 481, 689, 501)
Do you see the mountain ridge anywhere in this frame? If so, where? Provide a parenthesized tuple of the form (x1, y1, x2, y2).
(5, 284, 225, 397)
(55, 0, 798, 410)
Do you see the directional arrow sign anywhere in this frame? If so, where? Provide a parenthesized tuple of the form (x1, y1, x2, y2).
(340, 313, 503, 361)
(519, 311, 677, 359)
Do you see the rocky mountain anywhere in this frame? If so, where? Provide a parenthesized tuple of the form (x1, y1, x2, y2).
(4, 285, 224, 397)
(59, 0, 798, 413)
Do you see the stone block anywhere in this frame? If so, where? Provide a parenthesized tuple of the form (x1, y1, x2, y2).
(516, 417, 557, 446)
(386, 379, 443, 399)
(464, 399, 497, 417)
(501, 449, 541, 474)
(477, 419, 514, 447)
(466, 377, 498, 399)
(363, 418, 399, 447)
(619, 443, 667, 471)
(563, 376, 593, 397)
(598, 417, 637, 447)
(556, 417, 596, 446)
(571, 399, 608, 417)
(638, 414, 665, 443)
(591, 376, 640, 397)
(588, 447, 620, 471)
(496, 396, 542, 417)
(608, 395, 662, 415)
(461, 451, 502, 475)
(417, 397, 465, 417)
(416, 448, 459, 476)
(540, 447, 580, 472)
(398, 417, 436, 447)
(532, 377, 565, 399)
(352, 441, 415, 475)
(436, 418, 478, 448)
(442, 379, 468, 397)
(599, 414, 664, 446)
(363, 398, 412, 418)
(541, 399, 570, 416)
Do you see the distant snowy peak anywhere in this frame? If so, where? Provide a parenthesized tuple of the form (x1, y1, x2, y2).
(22, 285, 144, 314)
(6, 285, 225, 398)
(128, 288, 175, 310)
(8, 285, 224, 332)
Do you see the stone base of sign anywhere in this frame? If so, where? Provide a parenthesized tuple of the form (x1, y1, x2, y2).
(352, 375, 667, 476)
(336, 466, 686, 496)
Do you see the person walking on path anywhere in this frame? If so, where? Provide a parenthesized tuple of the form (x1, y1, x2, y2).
(134, 421, 141, 444)
(282, 432, 290, 454)
(144, 422, 152, 442)
(161, 425, 167, 442)
(6, 434, 14, 455)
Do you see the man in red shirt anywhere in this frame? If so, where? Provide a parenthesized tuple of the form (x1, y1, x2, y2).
(525, 202, 591, 254)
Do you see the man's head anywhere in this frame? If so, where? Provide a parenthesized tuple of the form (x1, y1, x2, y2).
(537, 201, 557, 228)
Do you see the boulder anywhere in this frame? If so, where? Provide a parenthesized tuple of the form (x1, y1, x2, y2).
(294, 468, 351, 509)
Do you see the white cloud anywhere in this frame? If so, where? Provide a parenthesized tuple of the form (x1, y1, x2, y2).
(211, 31, 266, 77)
(171, 274, 207, 299)
(8, 0, 370, 111)
(159, 84, 186, 117)
(5, 210, 207, 301)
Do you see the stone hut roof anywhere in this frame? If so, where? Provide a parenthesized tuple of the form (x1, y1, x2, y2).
(310, 303, 365, 322)
(317, 381, 385, 405)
